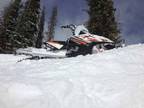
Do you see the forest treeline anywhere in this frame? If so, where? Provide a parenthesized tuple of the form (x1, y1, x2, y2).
(0, 0, 120, 53)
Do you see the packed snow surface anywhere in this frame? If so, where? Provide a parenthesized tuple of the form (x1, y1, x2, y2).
(0, 44, 144, 108)
(16, 47, 67, 58)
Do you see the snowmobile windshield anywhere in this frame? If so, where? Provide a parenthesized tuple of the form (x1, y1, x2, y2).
(74, 25, 89, 36)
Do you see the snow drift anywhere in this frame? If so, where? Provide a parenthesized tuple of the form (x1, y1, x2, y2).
(0, 44, 144, 108)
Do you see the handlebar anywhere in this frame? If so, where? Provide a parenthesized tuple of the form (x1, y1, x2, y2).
(61, 24, 76, 35)
(61, 24, 76, 29)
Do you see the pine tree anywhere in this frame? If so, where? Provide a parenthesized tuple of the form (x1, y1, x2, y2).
(0, 13, 5, 52)
(15, 0, 40, 48)
(47, 6, 58, 41)
(0, 0, 22, 53)
(87, 0, 120, 41)
(36, 7, 45, 48)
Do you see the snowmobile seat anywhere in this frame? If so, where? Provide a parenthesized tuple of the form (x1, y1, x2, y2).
(44, 41, 67, 51)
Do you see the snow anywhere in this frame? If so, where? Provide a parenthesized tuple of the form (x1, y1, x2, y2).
(0, 44, 144, 108)
(16, 47, 66, 58)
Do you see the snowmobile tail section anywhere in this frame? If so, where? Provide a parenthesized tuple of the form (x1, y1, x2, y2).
(44, 41, 66, 50)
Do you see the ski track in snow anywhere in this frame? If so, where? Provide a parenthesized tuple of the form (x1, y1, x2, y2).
(0, 44, 144, 108)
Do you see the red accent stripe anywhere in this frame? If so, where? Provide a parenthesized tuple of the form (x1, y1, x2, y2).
(71, 37, 88, 45)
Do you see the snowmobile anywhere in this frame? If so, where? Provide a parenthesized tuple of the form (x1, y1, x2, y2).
(16, 24, 122, 59)
(43, 24, 116, 57)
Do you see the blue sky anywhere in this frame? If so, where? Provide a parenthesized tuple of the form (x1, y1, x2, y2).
(114, 0, 144, 44)
(0, 0, 11, 11)
(43, 0, 144, 44)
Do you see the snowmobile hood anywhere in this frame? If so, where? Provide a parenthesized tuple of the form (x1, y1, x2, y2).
(75, 33, 113, 44)
(92, 34, 113, 43)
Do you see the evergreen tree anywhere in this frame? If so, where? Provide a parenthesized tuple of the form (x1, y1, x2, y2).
(47, 6, 58, 41)
(0, 13, 5, 52)
(0, 0, 22, 53)
(15, 0, 40, 48)
(36, 7, 45, 48)
(87, 0, 120, 41)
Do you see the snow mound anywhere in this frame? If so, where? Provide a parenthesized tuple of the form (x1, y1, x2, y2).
(0, 44, 144, 108)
